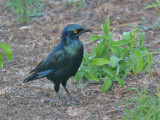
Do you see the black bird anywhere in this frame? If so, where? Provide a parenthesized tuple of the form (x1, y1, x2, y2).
(23, 24, 91, 106)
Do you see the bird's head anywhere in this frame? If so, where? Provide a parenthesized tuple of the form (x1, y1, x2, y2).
(61, 24, 92, 42)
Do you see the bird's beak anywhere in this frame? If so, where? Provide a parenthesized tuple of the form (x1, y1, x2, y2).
(77, 28, 92, 37)
(81, 28, 92, 33)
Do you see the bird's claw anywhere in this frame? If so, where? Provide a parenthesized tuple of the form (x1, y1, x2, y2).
(57, 102, 71, 107)
(67, 96, 79, 103)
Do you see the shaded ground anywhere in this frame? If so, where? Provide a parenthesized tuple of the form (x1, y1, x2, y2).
(0, 0, 160, 119)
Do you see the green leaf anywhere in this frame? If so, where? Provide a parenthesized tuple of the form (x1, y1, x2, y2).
(110, 47, 119, 56)
(83, 52, 89, 65)
(122, 29, 138, 46)
(109, 56, 121, 68)
(103, 67, 115, 77)
(101, 18, 110, 36)
(75, 70, 84, 82)
(89, 44, 96, 57)
(91, 58, 109, 66)
(131, 28, 138, 40)
(112, 39, 127, 46)
(122, 32, 131, 41)
(105, 18, 110, 36)
(115, 75, 124, 87)
(0, 43, 12, 61)
(96, 42, 105, 57)
(134, 50, 143, 73)
(116, 63, 120, 75)
(102, 78, 112, 92)
(0, 54, 4, 68)
(115, 100, 125, 107)
(147, 54, 153, 76)
(147, 53, 152, 64)
(124, 62, 134, 76)
(3, 1, 12, 9)
(75, 69, 84, 87)
(84, 70, 99, 81)
(89, 35, 100, 42)
(139, 32, 145, 47)
(120, 48, 128, 58)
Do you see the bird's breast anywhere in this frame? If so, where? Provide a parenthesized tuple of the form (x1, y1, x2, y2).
(65, 41, 83, 57)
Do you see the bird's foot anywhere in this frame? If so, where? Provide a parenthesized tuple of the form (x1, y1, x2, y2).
(57, 102, 71, 107)
(63, 87, 79, 104)
(42, 97, 55, 103)
(57, 92, 71, 106)
(67, 95, 79, 103)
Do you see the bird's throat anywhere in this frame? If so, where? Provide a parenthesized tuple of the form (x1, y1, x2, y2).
(65, 40, 82, 57)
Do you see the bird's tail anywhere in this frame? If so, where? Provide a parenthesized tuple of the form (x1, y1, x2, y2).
(23, 74, 37, 83)
(23, 69, 53, 83)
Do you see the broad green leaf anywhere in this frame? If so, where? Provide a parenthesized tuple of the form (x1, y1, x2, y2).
(105, 18, 110, 36)
(102, 78, 112, 92)
(96, 42, 105, 57)
(0, 54, 4, 68)
(101, 18, 110, 36)
(91, 58, 109, 66)
(116, 63, 120, 75)
(103, 67, 114, 77)
(91, 66, 106, 78)
(107, 32, 113, 42)
(109, 56, 121, 68)
(83, 52, 89, 64)
(124, 63, 134, 75)
(101, 24, 105, 35)
(115, 75, 124, 87)
(0, 43, 12, 61)
(89, 35, 100, 42)
(134, 50, 143, 73)
(75, 70, 84, 88)
(122, 32, 131, 41)
(105, 18, 110, 35)
(120, 48, 128, 58)
(131, 28, 138, 41)
(3, 1, 12, 9)
(89, 44, 96, 57)
(75, 70, 84, 82)
(112, 39, 127, 46)
(84, 70, 99, 81)
(110, 47, 119, 56)
(139, 32, 145, 47)
(100, 44, 110, 59)
(147, 53, 152, 64)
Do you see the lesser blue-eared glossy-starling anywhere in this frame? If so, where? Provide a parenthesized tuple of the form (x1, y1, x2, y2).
(23, 24, 91, 106)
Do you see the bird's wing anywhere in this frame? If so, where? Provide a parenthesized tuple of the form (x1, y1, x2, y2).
(29, 60, 43, 73)
(29, 42, 67, 74)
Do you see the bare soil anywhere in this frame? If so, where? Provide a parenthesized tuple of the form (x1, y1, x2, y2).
(0, 0, 160, 120)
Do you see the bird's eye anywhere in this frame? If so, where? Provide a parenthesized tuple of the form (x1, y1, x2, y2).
(74, 30, 77, 34)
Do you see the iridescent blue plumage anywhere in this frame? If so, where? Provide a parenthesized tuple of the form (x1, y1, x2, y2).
(23, 24, 91, 106)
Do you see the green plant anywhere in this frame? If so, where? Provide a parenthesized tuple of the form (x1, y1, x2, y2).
(75, 18, 152, 92)
(128, 17, 152, 31)
(65, 0, 85, 13)
(3, 0, 44, 24)
(0, 43, 12, 68)
(143, 0, 160, 29)
(117, 89, 160, 120)
(144, 0, 160, 9)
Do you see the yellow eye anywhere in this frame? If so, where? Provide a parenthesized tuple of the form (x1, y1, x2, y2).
(74, 30, 77, 33)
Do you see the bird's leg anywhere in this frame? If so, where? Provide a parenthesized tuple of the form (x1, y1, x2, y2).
(54, 83, 70, 106)
(63, 86, 79, 103)
(57, 92, 71, 106)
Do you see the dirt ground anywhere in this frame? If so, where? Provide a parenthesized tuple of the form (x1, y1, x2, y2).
(0, 0, 160, 119)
